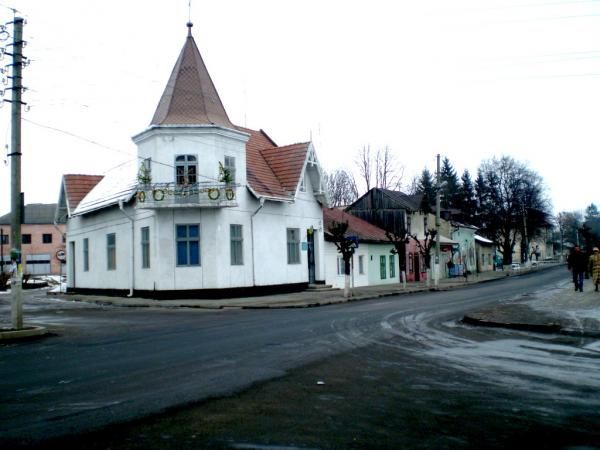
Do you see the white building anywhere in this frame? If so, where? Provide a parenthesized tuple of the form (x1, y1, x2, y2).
(65, 23, 328, 298)
(323, 208, 398, 288)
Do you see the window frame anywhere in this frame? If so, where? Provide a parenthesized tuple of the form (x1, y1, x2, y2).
(141, 226, 150, 269)
(286, 228, 301, 264)
(224, 155, 236, 184)
(230, 224, 243, 266)
(83, 237, 89, 272)
(42, 233, 53, 244)
(106, 233, 116, 271)
(176, 224, 200, 267)
(380, 255, 387, 279)
(21, 234, 31, 244)
(389, 254, 396, 278)
(175, 154, 198, 185)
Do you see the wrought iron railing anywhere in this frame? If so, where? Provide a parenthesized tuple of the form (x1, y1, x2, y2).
(135, 182, 238, 208)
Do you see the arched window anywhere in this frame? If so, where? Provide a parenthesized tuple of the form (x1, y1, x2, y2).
(175, 155, 197, 185)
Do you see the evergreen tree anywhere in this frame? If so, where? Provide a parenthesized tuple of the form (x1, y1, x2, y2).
(417, 168, 436, 214)
(457, 169, 477, 221)
(440, 157, 460, 209)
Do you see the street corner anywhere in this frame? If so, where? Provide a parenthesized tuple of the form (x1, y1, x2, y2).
(461, 303, 562, 334)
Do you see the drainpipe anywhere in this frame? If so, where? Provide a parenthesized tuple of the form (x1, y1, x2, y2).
(250, 197, 265, 286)
(118, 200, 135, 297)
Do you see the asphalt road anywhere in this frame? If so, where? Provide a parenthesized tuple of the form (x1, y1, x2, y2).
(2, 266, 598, 448)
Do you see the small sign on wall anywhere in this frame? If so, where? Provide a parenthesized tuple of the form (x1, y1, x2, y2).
(301, 242, 308, 251)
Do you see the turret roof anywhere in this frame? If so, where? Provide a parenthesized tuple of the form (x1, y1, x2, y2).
(150, 23, 233, 128)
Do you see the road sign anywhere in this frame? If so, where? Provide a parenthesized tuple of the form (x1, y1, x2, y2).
(56, 249, 66, 263)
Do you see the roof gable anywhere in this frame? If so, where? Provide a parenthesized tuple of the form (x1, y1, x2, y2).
(260, 142, 310, 193)
(72, 161, 137, 217)
(63, 174, 104, 214)
(150, 24, 233, 128)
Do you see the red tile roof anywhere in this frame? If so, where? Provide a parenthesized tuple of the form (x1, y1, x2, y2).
(150, 26, 233, 128)
(260, 142, 310, 193)
(63, 174, 104, 212)
(323, 208, 390, 243)
(237, 126, 309, 201)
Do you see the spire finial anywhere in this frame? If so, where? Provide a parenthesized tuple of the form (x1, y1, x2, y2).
(187, 0, 193, 35)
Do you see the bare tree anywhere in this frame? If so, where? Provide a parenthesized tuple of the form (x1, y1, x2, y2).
(328, 220, 355, 298)
(325, 170, 359, 208)
(355, 145, 372, 193)
(355, 145, 405, 194)
(409, 228, 437, 288)
(375, 146, 404, 190)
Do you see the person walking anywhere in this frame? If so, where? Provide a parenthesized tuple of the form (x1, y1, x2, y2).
(568, 246, 587, 292)
(589, 247, 600, 292)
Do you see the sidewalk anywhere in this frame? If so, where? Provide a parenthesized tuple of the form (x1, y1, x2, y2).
(51, 266, 518, 310)
(463, 274, 600, 338)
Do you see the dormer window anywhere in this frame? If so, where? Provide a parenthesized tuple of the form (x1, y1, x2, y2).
(175, 155, 197, 185)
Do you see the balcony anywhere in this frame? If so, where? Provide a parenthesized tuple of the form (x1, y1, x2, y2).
(135, 182, 239, 209)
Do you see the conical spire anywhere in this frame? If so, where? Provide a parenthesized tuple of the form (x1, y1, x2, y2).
(150, 23, 233, 128)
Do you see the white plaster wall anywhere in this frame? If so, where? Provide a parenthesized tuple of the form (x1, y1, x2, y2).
(67, 127, 328, 292)
(134, 127, 248, 187)
(325, 242, 397, 288)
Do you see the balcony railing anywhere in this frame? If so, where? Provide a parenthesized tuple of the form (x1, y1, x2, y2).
(135, 182, 239, 209)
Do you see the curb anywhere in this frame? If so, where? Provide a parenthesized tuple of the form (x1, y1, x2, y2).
(0, 325, 48, 342)
(461, 315, 561, 334)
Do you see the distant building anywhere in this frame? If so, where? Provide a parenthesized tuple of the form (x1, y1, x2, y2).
(0, 203, 65, 275)
(323, 208, 396, 288)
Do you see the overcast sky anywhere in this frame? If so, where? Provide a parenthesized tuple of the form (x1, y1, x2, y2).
(1, 0, 599, 216)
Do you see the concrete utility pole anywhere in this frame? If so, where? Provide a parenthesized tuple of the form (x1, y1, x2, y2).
(9, 17, 24, 329)
(434, 154, 441, 288)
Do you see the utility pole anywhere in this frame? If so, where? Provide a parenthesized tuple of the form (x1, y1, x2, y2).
(9, 17, 24, 329)
(434, 154, 441, 288)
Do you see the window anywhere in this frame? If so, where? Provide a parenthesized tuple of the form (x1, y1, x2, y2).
(140, 157, 152, 183)
(141, 226, 150, 269)
(230, 224, 243, 265)
(0, 233, 7, 245)
(286, 228, 300, 264)
(175, 155, 197, 185)
(42, 233, 53, 244)
(409, 253, 414, 273)
(299, 175, 306, 192)
(337, 256, 344, 275)
(22, 234, 31, 244)
(176, 224, 200, 266)
(389, 255, 396, 278)
(358, 255, 364, 275)
(423, 216, 428, 231)
(106, 233, 116, 270)
(224, 156, 236, 184)
(380, 255, 387, 279)
(83, 238, 89, 272)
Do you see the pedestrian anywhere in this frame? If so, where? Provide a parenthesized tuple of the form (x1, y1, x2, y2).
(568, 246, 588, 292)
(589, 247, 600, 292)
